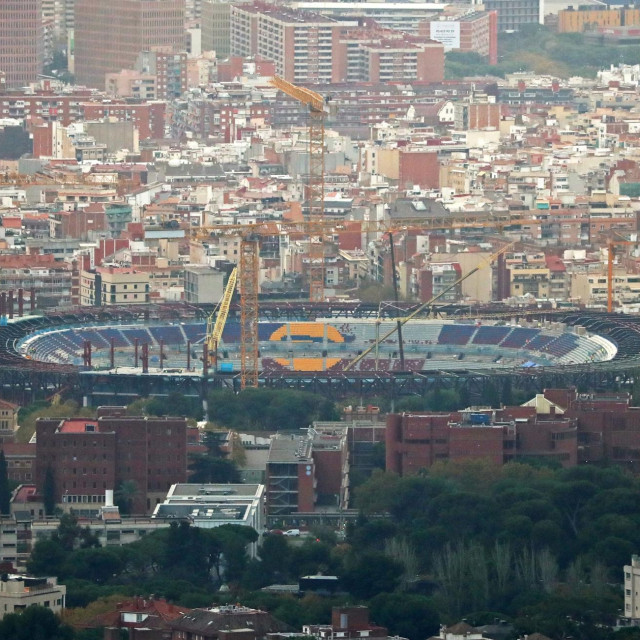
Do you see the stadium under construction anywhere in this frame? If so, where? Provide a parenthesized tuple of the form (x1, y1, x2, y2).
(1, 301, 640, 406)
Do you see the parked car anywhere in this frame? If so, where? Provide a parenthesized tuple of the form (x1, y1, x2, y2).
(283, 529, 300, 537)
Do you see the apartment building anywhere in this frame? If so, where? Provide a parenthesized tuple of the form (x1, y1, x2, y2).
(134, 49, 188, 99)
(0, 0, 43, 89)
(0, 254, 76, 310)
(386, 406, 579, 474)
(80, 266, 150, 306)
(81, 102, 166, 140)
(0, 575, 66, 619)
(337, 26, 444, 84)
(105, 70, 158, 101)
(35, 412, 188, 514)
(202, 0, 234, 57)
(230, 4, 445, 84)
(292, 1, 446, 34)
(414, 262, 462, 303)
(184, 265, 225, 303)
(231, 3, 353, 84)
(501, 252, 569, 300)
(625, 555, 640, 623)
(483, 0, 541, 32)
(419, 11, 498, 64)
(572, 270, 640, 308)
(74, 0, 186, 88)
(558, 7, 640, 33)
(0, 94, 164, 141)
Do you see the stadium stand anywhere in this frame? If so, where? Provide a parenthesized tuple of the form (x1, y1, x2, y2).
(524, 334, 555, 351)
(438, 324, 476, 345)
(16, 319, 617, 374)
(472, 326, 511, 345)
(501, 327, 540, 349)
(182, 324, 206, 344)
(148, 325, 184, 345)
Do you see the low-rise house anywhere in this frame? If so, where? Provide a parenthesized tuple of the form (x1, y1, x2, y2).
(0, 574, 66, 619)
(171, 604, 291, 640)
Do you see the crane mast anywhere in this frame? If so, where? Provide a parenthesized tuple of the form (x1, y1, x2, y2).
(270, 76, 327, 302)
(194, 216, 547, 384)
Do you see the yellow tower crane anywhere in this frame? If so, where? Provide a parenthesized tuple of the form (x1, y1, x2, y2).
(270, 76, 329, 302)
(193, 215, 547, 384)
(206, 267, 238, 370)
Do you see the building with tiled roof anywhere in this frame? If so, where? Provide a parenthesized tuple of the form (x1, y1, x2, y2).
(82, 595, 189, 639)
(171, 605, 291, 640)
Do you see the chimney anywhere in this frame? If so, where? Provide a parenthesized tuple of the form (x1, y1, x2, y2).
(105, 489, 114, 507)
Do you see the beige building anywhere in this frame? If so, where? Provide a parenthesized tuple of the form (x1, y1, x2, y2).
(625, 555, 640, 622)
(202, 0, 233, 57)
(571, 270, 640, 308)
(338, 250, 369, 286)
(504, 252, 568, 300)
(432, 252, 493, 303)
(0, 575, 66, 618)
(106, 69, 157, 100)
(0, 400, 19, 442)
(81, 266, 150, 306)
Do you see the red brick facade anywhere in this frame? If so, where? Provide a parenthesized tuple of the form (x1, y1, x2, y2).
(386, 402, 579, 475)
(35, 414, 187, 514)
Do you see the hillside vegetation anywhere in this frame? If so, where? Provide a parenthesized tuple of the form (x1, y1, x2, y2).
(446, 24, 640, 79)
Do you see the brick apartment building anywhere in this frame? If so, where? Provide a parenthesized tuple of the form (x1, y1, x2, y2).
(35, 409, 187, 513)
(74, 0, 186, 89)
(0, 0, 43, 89)
(386, 389, 640, 475)
(231, 3, 350, 84)
(0, 90, 91, 124)
(82, 101, 167, 140)
(386, 402, 577, 474)
(230, 4, 444, 84)
(0, 92, 165, 141)
(338, 25, 444, 84)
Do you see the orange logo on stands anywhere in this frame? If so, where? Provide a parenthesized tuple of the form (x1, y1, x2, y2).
(269, 323, 345, 343)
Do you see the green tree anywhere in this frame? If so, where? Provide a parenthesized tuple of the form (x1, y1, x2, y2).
(66, 547, 124, 583)
(369, 593, 439, 640)
(115, 480, 139, 515)
(189, 455, 240, 483)
(340, 552, 403, 599)
(26, 538, 66, 577)
(259, 534, 291, 583)
(189, 431, 241, 483)
(0, 605, 74, 640)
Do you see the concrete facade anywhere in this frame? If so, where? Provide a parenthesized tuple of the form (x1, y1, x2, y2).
(0, 0, 43, 89)
(81, 266, 150, 306)
(74, 0, 186, 89)
(0, 575, 65, 618)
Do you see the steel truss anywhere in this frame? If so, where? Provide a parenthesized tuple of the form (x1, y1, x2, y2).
(0, 306, 639, 405)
